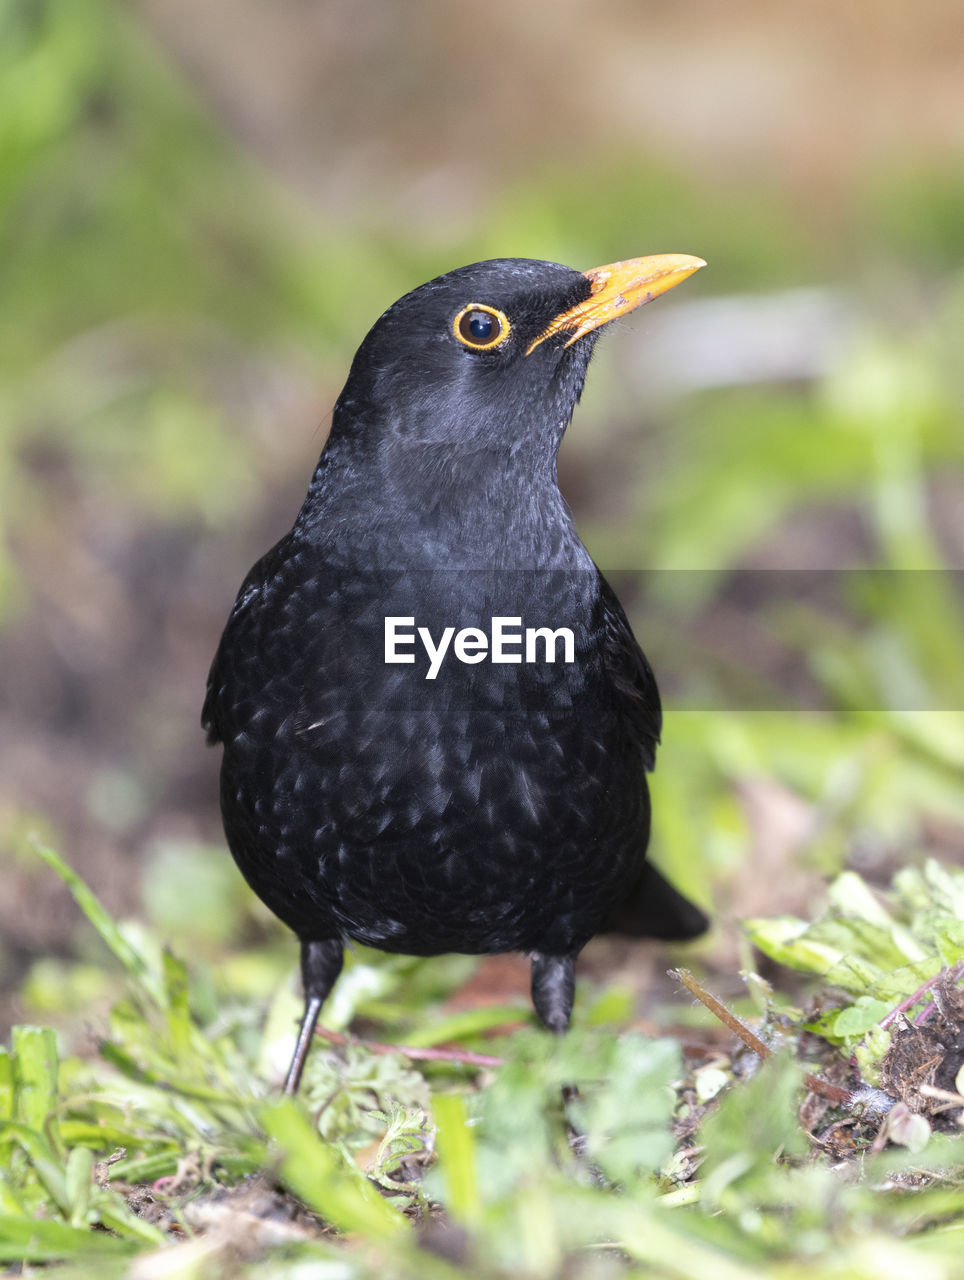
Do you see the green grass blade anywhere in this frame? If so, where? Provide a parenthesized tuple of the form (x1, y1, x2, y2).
(31, 842, 158, 999)
(11, 1026, 58, 1141)
(94, 1201, 168, 1246)
(0, 1213, 137, 1262)
(0, 1173, 26, 1216)
(400, 1004, 525, 1049)
(432, 1092, 481, 1226)
(161, 946, 192, 1058)
(0, 1051, 12, 1122)
(260, 1097, 406, 1242)
(64, 1147, 93, 1228)
(0, 1123, 69, 1215)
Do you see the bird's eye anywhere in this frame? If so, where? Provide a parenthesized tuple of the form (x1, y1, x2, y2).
(453, 304, 511, 351)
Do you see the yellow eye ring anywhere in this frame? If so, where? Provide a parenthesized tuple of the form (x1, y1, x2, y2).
(453, 304, 511, 351)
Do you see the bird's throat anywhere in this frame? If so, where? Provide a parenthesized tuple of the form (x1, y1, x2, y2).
(298, 433, 585, 571)
(375, 438, 585, 570)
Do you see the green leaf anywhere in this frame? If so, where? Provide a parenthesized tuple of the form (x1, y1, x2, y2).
(699, 1053, 808, 1211)
(572, 1035, 680, 1185)
(743, 915, 843, 976)
(826, 870, 893, 923)
(806, 993, 895, 1050)
(855, 1025, 892, 1084)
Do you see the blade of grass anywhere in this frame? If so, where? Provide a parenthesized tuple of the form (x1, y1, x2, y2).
(11, 1026, 59, 1142)
(260, 1097, 406, 1241)
(432, 1092, 481, 1227)
(0, 1213, 138, 1262)
(95, 1200, 168, 1246)
(0, 1123, 69, 1215)
(64, 1147, 93, 1228)
(31, 842, 160, 1003)
(96, 1041, 242, 1104)
(161, 947, 192, 1059)
(400, 1005, 526, 1049)
(0, 1050, 13, 1121)
(0, 1188, 24, 1219)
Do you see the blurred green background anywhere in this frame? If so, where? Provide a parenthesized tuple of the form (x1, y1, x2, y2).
(2, 0, 963, 1028)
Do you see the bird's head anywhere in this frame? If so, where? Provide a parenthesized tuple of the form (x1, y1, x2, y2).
(333, 254, 705, 463)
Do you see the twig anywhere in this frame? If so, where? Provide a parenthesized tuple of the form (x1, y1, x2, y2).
(672, 968, 772, 1058)
(670, 968, 852, 1106)
(880, 976, 943, 1028)
(881, 961, 964, 1029)
(313, 1025, 504, 1068)
(913, 1001, 936, 1027)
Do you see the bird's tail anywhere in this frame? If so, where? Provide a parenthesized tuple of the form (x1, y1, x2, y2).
(603, 861, 709, 941)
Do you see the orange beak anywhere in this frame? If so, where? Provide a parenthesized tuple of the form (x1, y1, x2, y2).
(525, 253, 706, 355)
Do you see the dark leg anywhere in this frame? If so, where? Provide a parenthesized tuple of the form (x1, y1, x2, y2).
(283, 938, 344, 1096)
(530, 952, 575, 1034)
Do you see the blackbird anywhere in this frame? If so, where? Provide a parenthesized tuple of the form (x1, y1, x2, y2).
(203, 254, 708, 1093)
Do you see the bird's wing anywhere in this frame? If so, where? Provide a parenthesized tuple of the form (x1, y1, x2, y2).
(201, 539, 289, 745)
(202, 581, 257, 746)
(201, 678, 224, 744)
(596, 575, 709, 942)
(597, 573, 662, 771)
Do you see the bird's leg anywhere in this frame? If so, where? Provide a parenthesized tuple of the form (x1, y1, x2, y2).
(531, 952, 586, 1144)
(530, 952, 575, 1033)
(283, 938, 344, 1095)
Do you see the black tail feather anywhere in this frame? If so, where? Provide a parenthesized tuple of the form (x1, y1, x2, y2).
(604, 861, 709, 941)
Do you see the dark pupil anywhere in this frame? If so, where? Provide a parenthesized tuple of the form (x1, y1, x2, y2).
(463, 310, 497, 344)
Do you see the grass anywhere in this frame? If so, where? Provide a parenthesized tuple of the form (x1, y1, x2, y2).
(2, 841, 963, 1278)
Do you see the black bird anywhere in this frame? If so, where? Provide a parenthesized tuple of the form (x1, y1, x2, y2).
(203, 254, 708, 1093)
